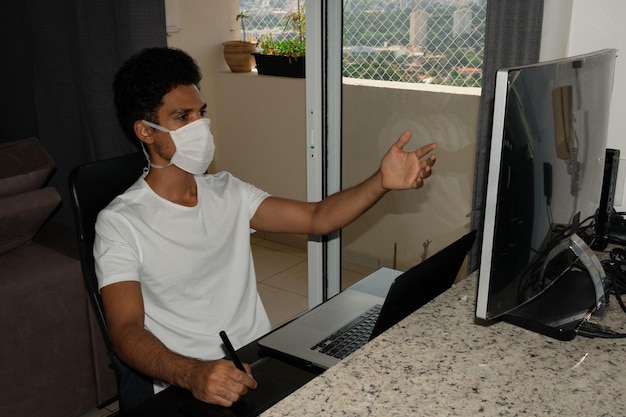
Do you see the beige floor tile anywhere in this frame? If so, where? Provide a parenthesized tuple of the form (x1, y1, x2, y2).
(252, 245, 305, 282)
(254, 239, 307, 258)
(257, 283, 308, 328)
(340, 267, 372, 290)
(78, 406, 116, 417)
(262, 261, 308, 296)
(342, 260, 378, 276)
(104, 401, 119, 415)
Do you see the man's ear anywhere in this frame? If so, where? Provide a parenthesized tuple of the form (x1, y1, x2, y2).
(134, 120, 155, 145)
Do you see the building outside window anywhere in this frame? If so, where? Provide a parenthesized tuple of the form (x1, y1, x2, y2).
(240, 0, 487, 88)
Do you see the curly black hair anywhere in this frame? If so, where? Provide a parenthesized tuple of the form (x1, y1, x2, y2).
(113, 47, 202, 141)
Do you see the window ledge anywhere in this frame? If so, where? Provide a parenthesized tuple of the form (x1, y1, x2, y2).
(343, 77, 481, 96)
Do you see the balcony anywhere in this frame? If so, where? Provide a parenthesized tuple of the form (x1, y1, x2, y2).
(214, 71, 480, 272)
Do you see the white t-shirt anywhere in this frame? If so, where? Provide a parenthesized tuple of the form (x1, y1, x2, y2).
(94, 171, 271, 389)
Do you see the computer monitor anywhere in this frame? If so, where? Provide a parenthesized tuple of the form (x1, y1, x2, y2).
(476, 49, 618, 340)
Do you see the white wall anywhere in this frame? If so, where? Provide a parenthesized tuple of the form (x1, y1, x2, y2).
(341, 81, 479, 270)
(213, 72, 306, 201)
(541, 0, 626, 206)
(166, 0, 239, 148)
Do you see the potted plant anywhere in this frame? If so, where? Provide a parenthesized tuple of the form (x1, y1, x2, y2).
(223, 12, 257, 73)
(254, 3, 305, 78)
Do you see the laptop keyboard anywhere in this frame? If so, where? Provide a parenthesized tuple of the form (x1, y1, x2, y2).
(310, 304, 382, 359)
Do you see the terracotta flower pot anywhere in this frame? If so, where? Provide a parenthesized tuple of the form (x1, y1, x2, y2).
(223, 41, 257, 73)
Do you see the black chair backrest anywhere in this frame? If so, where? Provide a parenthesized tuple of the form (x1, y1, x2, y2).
(69, 152, 146, 346)
(68, 151, 153, 410)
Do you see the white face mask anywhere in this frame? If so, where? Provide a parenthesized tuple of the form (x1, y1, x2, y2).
(142, 118, 215, 175)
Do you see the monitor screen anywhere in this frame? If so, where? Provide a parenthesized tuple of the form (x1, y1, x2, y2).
(476, 49, 617, 326)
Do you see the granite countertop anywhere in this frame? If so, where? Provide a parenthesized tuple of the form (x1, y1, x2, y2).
(263, 273, 626, 416)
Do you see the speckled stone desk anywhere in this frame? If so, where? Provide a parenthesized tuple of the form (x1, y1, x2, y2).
(263, 272, 626, 416)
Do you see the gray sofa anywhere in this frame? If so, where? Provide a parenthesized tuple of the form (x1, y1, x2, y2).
(0, 138, 117, 416)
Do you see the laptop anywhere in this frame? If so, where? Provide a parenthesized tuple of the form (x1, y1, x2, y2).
(258, 230, 476, 369)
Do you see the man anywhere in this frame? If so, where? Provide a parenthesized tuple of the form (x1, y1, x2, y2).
(95, 47, 436, 407)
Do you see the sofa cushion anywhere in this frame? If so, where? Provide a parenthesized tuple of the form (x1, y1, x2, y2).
(0, 137, 56, 197)
(0, 242, 99, 416)
(0, 187, 61, 254)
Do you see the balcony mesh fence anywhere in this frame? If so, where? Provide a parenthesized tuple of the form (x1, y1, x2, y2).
(240, 0, 486, 87)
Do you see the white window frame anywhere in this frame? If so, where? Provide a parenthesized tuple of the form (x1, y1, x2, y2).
(305, 0, 343, 307)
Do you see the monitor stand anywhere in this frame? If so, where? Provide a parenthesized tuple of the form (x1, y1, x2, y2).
(502, 234, 607, 341)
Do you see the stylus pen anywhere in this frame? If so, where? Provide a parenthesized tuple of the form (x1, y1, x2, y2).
(219, 330, 245, 372)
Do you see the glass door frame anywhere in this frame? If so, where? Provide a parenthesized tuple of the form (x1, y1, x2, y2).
(305, 0, 343, 307)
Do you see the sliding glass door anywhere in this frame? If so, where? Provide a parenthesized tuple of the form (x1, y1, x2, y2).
(307, 1, 485, 304)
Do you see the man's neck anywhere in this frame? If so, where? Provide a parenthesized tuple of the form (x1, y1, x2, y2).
(144, 166, 198, 207)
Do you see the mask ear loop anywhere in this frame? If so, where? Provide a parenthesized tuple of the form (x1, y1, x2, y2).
(142, 119, 170, 132)
(140, 120, 174, 170)
(139, 141, 151, 174)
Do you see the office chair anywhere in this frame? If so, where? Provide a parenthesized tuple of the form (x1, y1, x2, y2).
(68, 152, 153, 411)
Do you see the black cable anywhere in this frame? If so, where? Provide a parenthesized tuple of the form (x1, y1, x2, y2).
(602, 256, 626, 315)
(577, 321, 626, 339)
(576, 256, 626, 338)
